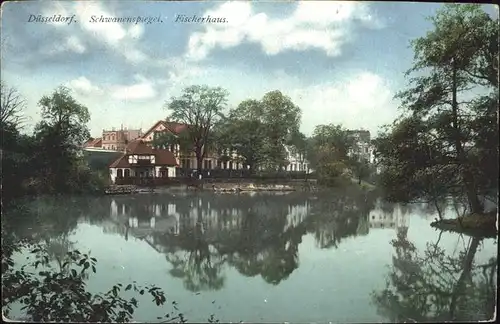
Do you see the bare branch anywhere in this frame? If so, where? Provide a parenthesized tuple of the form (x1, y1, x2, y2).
(0, 82, 27, 127)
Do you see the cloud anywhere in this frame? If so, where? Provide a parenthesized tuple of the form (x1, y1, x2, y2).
(187, 1, 384, 61)
(289, 71, 396, 136)
(110, 75, 157, 100)
(67, 76, 101, 95)
(67, 75, 158, 101)
(39, 1, 150, 63)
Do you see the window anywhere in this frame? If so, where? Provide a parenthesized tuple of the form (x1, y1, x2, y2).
(117, 169, 123, 178)
(124, 169, 130, 177)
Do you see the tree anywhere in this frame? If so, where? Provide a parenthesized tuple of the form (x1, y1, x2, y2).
(376, 4, 498, 213)
(0, 84, 37, 202)
(166, 85, 229, 174)
(32, 86, 91, 192)
(218, 100, 268, 174)
(259, 91, 302, 170)
(0, 81, 26, 128)
(308, 124, 353, 185)
(286, 129, 308, 171)
(349, 155, 371, 185)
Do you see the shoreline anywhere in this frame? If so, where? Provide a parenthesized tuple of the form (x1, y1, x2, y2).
(430, 211, 498, 238)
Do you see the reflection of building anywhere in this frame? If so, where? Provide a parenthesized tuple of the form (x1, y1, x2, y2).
(369, 203, 409, 230)
(285, 200, 310, 231)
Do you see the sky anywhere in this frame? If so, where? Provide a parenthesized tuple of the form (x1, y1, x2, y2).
(1, 1, 498, 138)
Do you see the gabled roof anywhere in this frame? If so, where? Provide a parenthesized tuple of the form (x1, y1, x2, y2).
(109, 140, 178, 168)
(141, 120, 189, 139)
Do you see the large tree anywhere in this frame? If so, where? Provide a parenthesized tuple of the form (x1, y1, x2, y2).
(375, 4, 498, 213)
(218, 99, 268, 173)
(260, 90, 302, 170)
(33, 86, 91, 192)
(165, 85, 228, 174)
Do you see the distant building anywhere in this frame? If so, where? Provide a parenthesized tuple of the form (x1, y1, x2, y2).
(284, 145, 312, 173)
(83, 137, 102, 148)
(102, 126, 143, 151)
(83, 126, 142, 151)
(346, 129, 372, 162)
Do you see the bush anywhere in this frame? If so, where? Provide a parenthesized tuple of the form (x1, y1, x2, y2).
(1, 241, 195, 322)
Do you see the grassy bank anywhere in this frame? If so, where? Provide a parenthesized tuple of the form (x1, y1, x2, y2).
(430, 211, 498, 238)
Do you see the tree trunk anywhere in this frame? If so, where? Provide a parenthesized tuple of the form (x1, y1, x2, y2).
(451, 61, 483, 214)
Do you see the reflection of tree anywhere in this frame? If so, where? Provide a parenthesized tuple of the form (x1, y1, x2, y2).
(163, 207, 226, 292)
(308, 187, 377, 249)
(371, 228, 496, 322)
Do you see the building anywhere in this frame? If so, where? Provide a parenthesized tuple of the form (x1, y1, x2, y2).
(102, 127, 143, 151)
(83, 137, 102, 149)
(284, 145, 312, 173)
(84, 127, 143, 151)
(346, 129, 372, 162)
(108, 140, 178, 184)
(140, 120, 243, 171)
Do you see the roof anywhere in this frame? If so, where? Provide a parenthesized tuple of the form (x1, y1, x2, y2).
(84, 137, 102, 148)
(125, 140, 154, 154)
(109, 140, 178, 168)
(141, 120, 189, 139)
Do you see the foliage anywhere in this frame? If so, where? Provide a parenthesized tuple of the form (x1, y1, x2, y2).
(1, 85, 110, 204)
(165, 85, 229, 173)
(375, 4, 499, 212)
(307, 124, 355, 186)
(1, 235, 202, 322)
(348, 155, 371, 185)
(259, 91, 302, 169)
(215, 91, 302, 172)
(216, 99, 268, 173)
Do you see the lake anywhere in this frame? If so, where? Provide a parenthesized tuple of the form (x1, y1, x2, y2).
(4, 189, 497, 322)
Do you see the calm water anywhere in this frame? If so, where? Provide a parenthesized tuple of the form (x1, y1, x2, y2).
(5, 189, 498, 322)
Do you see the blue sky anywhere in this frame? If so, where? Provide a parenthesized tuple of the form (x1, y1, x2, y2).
(1, 1, 497, 138)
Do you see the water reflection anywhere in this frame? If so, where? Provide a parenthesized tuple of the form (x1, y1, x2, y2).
(7, 191, 417, 290)
(371, 227, 497, 322)
(4, 191, 497, 322)
(92, 190, 414, 290)
(6, 192, 495, 300)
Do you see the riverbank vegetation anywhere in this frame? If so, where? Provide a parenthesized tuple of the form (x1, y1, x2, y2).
(374, 5, 498, 227)
(1, 84, 109, 206)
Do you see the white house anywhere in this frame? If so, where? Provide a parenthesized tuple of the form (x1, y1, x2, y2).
(284, 145, 312, 173)
(108, 140, 178, 184)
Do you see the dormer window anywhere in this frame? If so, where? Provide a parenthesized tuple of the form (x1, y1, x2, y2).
(128, 155, 138, 164)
